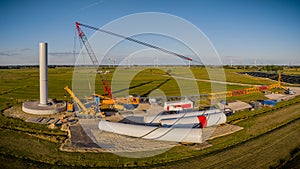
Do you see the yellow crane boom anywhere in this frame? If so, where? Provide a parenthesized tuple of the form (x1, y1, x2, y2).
(64, 86, 88, 112)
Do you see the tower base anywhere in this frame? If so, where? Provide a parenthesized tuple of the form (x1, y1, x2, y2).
(22, 100, 66, 115)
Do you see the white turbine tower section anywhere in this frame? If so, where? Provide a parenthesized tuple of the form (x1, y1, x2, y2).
(22, 42, 66, 115)
(39, 42, 48, 105)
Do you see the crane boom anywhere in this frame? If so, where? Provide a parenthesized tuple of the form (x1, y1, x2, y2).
(75, 21, 195, 99)
(76, 22, 193, 62)
(64, 86, 88, 112)
(76, 22, 100, 67)
(76, 22, 114, 99)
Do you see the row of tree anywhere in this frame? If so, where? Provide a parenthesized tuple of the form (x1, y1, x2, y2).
(224, 65, 299, 72)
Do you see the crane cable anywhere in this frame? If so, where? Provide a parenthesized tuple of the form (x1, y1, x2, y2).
(76, 22, 201, 63)
(73, 28, 77, 65)
(74, 27, 94, 94)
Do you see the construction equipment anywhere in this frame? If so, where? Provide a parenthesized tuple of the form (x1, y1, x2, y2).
(75, 22, 114, 98)
(115, 95, 140, 109)
(75, 22, 139, 109)
(64, 86, 88, 112)
(75, 22, 117, 109)
(267, 72, 287, 94)
(268, 72, 286, 89)
(76, 22, 193, 62)
(67, 102, 74, 112)
(267, 72, 295, 95)
(128, 95, 139, 107)
(93, 93, 123, 110)
(64, 86, 97, 116)
(277, 71, 286, 89)
(285, 88, 294, 95)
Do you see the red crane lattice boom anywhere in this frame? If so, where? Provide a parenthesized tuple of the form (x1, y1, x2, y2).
(76, 22, 114, 99)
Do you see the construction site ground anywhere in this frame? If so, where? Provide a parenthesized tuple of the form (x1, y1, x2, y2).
(3, 106, 77, 128)
(4, 104, 243, 154)
(61, 117, 243, 154)
(265, 86, 300, 100)
(5, 87, 300, 155)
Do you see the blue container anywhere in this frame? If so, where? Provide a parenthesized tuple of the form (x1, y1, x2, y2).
(263, 100, 276, 106)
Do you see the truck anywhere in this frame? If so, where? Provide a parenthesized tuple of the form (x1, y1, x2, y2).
(164, 100, 193, 112)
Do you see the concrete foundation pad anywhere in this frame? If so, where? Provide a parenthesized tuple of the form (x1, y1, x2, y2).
(22, 100, 66, 115)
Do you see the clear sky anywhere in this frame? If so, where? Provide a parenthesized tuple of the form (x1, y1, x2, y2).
(0, 0, 299, 65)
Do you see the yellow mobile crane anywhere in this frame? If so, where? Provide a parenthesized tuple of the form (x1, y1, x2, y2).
(64, 86, 87, 112)
(268, 72, 285, 89)
(93, 93, 123, 110)
(268, 71, 287, 94)
(276, 71, 286, 90)
(64, 86, 100, 117)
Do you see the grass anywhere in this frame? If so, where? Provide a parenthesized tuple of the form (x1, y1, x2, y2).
(283, 67, 300, 75)
(0, 67, 300, 168)
(0, 66, 276, 101)
(0, 68, 73, 100)
(113, 67, 261, 98)
(164, 114, 300, 168)
(190, 67, 275, 85)
(226, 92, 266, 102)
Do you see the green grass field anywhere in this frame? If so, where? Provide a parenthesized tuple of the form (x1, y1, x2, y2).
(283, 67, 300, 75)
(1, 67, 268, 102)
(0, 67, 299, 168)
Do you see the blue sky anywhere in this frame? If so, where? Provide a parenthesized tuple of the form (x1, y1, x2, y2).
(0, 0, 299, 65)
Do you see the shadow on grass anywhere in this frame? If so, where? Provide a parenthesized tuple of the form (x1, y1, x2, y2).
(112, 81, 154, 95)
(141, 79, 171, 97)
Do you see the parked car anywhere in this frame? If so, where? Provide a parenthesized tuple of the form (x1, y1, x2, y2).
(223, 108, 235, 116)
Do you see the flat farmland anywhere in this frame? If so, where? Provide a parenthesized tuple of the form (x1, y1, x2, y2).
(0, 66, 263, 101)
(0, 67, 299, 168)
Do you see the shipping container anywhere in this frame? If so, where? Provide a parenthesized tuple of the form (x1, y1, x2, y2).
(263, 100, 276, 106)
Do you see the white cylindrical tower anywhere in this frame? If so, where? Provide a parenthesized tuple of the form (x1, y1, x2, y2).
(22, 42, 66, 114)
(39, 42, 48, 105)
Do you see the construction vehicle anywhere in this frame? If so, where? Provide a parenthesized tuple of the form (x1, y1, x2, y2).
(75, 22, 116, 110)
(285, 88, 294, 95)
(268, 72, 295, 95)
(268, 72, 287, 94)
(64, 86, 88, 112)
(93, 93, 123, 110)
(67, 102, 74, 112)
(115, 95, 140, 109)
(126, 95, 140, 108)
(268, 72, 286, 89)
(64, 86, 102, 117)
(75, 22, 139, 110)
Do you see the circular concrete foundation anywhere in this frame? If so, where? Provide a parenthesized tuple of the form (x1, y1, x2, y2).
(22, 100, 66, 115)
